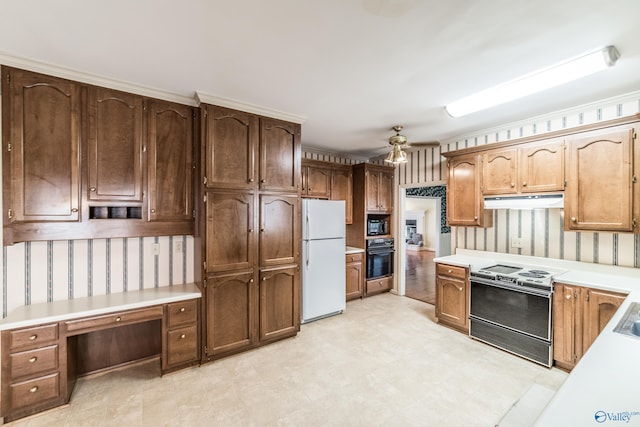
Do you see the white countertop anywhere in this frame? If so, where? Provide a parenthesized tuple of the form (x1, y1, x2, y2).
(436, 249, 640, 426)
(345, 246, 365, 254)
(0, 283, 202, 331)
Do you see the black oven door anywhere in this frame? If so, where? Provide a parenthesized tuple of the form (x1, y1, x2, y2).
(366, 249, 394, 279)
(470, 277, 552, 341)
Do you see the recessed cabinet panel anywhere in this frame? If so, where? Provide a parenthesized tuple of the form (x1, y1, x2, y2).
(205, 192, 255, 272)
(6, 68, 81, 222)
(519, 141, 564, 193)
(205, 106, 258, 190)
(259, 194, 299, 267)
(148, 100, 193, 221)
(259, 267, 299, 342)
(88, 87, 143, 201)
(259, 118, 301, 192)
(331, 166, 353, 224)
(447, 155, 490, 227)
(483, 149, 517, 195)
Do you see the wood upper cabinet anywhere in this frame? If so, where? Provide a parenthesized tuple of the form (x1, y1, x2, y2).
(331, 165, 353, 224)
(435, 263, 468, 332)
(447, 154, 492, 227)
(259, 266, 300, 342)
(259, 118, 301, 192)
(204, 271, 257, 357)
(365, 168, 393, 212)
(483, 140, 565, 195)
(553, 283, 626, 371)
(565, 126, 635, 231)
(87, 87, 143, 201)
(301, 162, 331, 198)
(203, 105, 258, 190)
(3, 67, 81, 224)
(205, 192, 255, 273)
(147, 100, 193, 221)
(259, 194, 299, 267)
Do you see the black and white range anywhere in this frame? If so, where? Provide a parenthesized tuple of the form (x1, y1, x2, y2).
(469, 263, 565, 367)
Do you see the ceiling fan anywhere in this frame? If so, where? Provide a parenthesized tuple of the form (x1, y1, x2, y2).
(384, 125, 439, 164)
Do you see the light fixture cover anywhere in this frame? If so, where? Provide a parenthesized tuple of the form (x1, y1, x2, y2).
(385, 144, 408, 164)
(445, 46, 620, 118)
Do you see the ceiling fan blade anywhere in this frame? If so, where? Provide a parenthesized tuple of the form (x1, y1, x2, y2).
(407, 141, 440, 148)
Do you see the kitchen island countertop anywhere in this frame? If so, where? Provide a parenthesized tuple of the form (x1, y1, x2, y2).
(435, 249, 640, 426)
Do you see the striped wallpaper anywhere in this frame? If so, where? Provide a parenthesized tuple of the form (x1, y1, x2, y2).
(396, 90, 640, 269)
(2, 236, 194, 318)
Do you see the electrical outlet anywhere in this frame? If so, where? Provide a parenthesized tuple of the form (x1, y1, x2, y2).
(511, 237, 525, 248)
(152, 243, 160, 255)
(175, 241, 183, 254)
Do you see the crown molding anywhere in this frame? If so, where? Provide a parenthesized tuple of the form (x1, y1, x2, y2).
(0, 51, 198, 106)
(195, 91, 306, 124)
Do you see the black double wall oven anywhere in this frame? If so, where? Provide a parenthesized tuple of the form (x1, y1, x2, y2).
(366, 238, 394, 280)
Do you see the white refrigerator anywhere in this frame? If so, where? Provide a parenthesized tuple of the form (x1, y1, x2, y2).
(301, 199, 346, 323)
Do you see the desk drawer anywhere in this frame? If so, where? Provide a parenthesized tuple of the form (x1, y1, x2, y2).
(65, 306, 164, 334)
(167, 300, 197, 328)
(9, 324, 58, 351)
(436, 263, 467, 280)
(10, 345, 59, 380)
(9, 372, 60, 410)
(166, 325, 198, 366)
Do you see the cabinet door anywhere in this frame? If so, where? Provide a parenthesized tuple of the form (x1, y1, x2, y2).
(447, 155, 489, 226)
(519, 140, 564, 193)
(205, 192, 255, 273)
(147, 100, 193, 221)
(583, 288, 626, 353)
(565, 127, 634, 231)
(87, 87, 143, 201)
(303, 165, 331, 198)
(345, 260, 363, 300)
(378, 172, 394, 212)
(259, 194, 299, 267)
(205, 271, 257, 356)
(552, 283, 582, 370)
(482, 149, 517, 195)
(5, 68, 81, 222)
(259, 118, 301, 192)
(435, 277, 467, 330)
(330, 167, 352, 224)
(365, 171, 380, 211)
(204, 105, 258, 190)
(259, 267, 300, 342)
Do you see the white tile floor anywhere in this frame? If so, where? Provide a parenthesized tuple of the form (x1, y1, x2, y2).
(6, 294, 568, 427)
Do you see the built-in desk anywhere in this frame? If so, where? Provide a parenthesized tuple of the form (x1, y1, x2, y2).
(0, 284, 201, 422)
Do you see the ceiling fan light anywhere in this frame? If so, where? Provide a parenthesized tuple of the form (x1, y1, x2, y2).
(445, 45, 620, 118)
(384, 144, 408, 164)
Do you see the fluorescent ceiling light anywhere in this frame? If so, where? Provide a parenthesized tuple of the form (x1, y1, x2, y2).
(445, 46, 620, 118)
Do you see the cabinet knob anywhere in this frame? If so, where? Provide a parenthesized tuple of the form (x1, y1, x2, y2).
(249, 178, 254, 182)
(151, 209, 156, 213)
(458, 287, 463, 291)
(260, 179, 266, 183)
(571, 217, 577, 223)
(510, 182, 515, 187)
(29, 386, 39, 393)
(249, 279, 254, 283)
(447, 269, 452, 273)
(29, 356, 38, 363)
(71, 208, 78, 212)
(115, 316, 122, 322)
(262, 277, 267, 281)
(248, 228, 253, 233)
(90, 187, 96, 192)
(308, 188, 312, 191)
(566, 294, 571, 300)
(474, 216, 478, 220)
(180, 334, 186, 339)
(522, 182, 527, 187)
(29, 334, 38, 341)
(260, 228, 265, 232)
(180, 307, 185, 312)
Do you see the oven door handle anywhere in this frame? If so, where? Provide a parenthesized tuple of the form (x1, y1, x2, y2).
(367, 248, 396, 255)
(470, 276, 552, 298)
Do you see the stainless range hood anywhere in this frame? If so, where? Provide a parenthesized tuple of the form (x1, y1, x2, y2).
(484, 194, 564, 210)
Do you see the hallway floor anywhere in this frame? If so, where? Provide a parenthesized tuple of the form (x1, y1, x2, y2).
(7, 293, 567, 427)
(405, 249, 436, 304)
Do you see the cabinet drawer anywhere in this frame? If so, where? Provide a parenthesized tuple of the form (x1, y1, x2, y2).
(166, 325, 198, 366)
(436, 264, 467, 280)
(9, 372, 60, 410)
(167, 300, 198, 328)
(366, 276, 392, 295)
(346, 253, 363, 263)
(10, 345, 59, 380)
(65, 306, 164, 334)
(8, 324, 58, 351)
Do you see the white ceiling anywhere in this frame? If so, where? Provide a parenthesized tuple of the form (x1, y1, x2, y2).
(2, 0, 640, 157)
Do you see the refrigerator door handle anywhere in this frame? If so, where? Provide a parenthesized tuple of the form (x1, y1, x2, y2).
(306, 240, 310, 268)
(305, 212, 310, 241)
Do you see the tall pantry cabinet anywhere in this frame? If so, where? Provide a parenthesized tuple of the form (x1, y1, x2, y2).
(196, 104, 301, 361)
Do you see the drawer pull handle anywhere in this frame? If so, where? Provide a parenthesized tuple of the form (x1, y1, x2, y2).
(29, 386, 39, 393)
(566, 294, 571, 300)
(447, 269, 452, 273)
(29, 356, 38, 363)
(29, 334, 38, 341)
(180, 334, 186, 339)
(180, 307, 186, 312)
(115, 317, 122, 322)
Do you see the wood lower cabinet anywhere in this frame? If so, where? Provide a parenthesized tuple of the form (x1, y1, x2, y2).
(553, 283, 627, 371)
(446, 155, 492, 227)
(435, 263, 469, 332)
(565, 125, 636, 232)
(162, 300, 199, 372)
(259, 266, 300, 342)
(346, 252, 364, 300)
